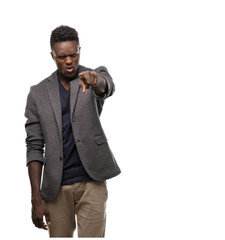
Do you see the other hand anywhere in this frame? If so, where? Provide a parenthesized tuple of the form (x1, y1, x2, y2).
(31, 200, 50, 230)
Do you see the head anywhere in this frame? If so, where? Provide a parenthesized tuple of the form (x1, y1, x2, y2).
(50, 25, 81, 81)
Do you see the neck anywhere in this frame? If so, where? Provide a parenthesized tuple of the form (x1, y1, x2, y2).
(58, 73, 71, 91)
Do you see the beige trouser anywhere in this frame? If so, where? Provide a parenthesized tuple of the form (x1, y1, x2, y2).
(45, 181, 108, 237)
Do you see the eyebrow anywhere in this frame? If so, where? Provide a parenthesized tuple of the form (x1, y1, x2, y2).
(56, 51, 79, 58)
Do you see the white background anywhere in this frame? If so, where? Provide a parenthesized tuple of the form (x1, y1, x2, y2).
(0, 0, 225, 239)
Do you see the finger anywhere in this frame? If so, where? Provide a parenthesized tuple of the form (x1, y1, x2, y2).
(79, 72, 87, 93)
(93, 72, 98, 86)
(79, 80, 87, 94)
(33, 218, 45, 229)
(39, 219, 48, 230)
(45, 211, 51, 226)
(86, 71, 96, 86)
(42, 222, 48, 230)
(80, 72, 89, 84)
(79, 72, 83, 78)
(79, 72, 88, 80)
(90, 71, 95, 85)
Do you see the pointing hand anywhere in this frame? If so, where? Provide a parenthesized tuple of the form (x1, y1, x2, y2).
(79, 71, 99, 94)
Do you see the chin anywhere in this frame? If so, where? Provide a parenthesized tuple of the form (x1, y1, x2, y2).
(62, 72, 77, 80)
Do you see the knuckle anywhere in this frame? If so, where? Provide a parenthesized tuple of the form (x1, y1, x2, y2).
(91, 71, 96, 77)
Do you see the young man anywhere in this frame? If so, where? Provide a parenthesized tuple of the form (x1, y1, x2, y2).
(25, 25, 121, 237)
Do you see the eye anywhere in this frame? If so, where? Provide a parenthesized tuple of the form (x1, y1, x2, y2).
(57, 56, 66, 60)
(71, 53, 78, 58)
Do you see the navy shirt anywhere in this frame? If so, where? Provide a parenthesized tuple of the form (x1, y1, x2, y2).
(58, 80, 92, 185)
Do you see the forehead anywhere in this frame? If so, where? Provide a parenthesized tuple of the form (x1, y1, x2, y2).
(52, 41, 79, 55)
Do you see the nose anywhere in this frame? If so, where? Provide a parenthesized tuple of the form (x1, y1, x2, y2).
(65, 56, 72, 64)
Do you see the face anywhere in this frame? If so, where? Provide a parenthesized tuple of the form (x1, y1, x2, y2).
(51, 40, 80, 81)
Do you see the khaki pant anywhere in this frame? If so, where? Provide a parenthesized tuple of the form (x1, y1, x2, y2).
(45, 181, 108, 237)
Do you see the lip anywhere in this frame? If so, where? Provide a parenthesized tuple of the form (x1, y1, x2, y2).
(66, 67, 74, 73)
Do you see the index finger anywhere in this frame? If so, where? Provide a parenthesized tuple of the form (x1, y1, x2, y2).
(79, 72, 85, 79)
(79, 80, 87, 94)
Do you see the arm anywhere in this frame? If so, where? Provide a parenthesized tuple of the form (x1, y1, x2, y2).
(28, 161, 50, 230)
(25, 88, 45, 165)
(79, 71, 107, 95)
(79, 66, 115, 99)
(25, 88, 50, 230)
(28, 161, 42, 200)
(91, 74, 107, 95)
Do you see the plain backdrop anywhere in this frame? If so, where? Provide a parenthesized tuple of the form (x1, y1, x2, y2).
(0, 0, 225, 239)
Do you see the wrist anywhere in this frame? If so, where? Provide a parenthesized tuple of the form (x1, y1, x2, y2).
(92, 75, 107, 95)
(93, 75, 102, 87)
(31, 193, 42, 204)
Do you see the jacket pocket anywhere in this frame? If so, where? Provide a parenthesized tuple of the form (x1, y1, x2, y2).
(94, 134, 108, 145)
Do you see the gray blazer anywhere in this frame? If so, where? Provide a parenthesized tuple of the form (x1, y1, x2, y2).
(25, 65, 121, 202)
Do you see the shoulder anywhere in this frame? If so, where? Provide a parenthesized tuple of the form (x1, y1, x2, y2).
(30, 70, 57, 92)
(79, 65, 108, 73)
(78, 65, 93, 73)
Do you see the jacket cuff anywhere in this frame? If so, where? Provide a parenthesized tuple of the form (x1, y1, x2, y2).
(92, 77, 110, 100)
(26, 152, 44, 166)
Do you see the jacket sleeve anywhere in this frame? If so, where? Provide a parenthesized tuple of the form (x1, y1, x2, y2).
(24, 87, 45, 166)
(92, 66, 115, 101)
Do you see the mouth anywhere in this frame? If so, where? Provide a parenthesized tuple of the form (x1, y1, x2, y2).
(66, 67, 74, 73)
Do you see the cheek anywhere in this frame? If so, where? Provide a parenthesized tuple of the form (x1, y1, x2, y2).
(55, 61, 64, 70)
(75, 56, 80, 65)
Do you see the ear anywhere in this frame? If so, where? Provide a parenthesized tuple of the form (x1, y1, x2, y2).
(50, 52, 54, 60)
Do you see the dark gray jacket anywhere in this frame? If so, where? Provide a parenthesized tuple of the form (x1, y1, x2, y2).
(25, 65, 121, 201)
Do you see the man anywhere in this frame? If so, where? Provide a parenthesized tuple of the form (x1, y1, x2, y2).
(25, 25, 121, 237)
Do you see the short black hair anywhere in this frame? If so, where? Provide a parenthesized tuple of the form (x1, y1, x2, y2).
(50, 25, 79, 49)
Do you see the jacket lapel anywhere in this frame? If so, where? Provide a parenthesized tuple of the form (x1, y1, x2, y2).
(47, 71, 63, 142)
(70, 78, 81, 120)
